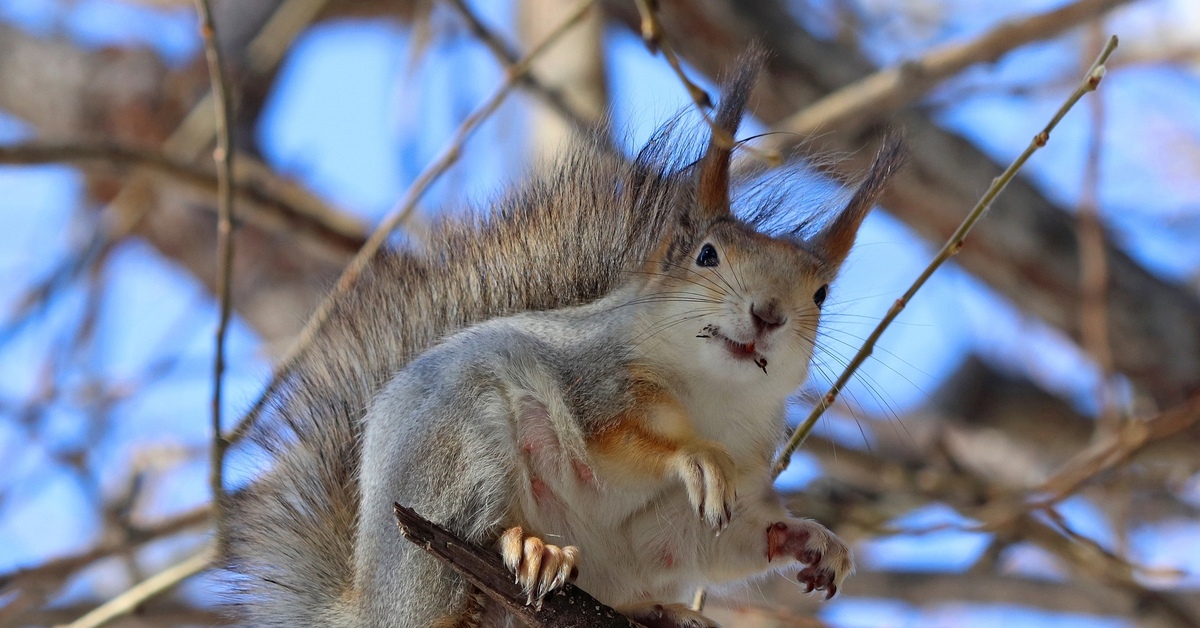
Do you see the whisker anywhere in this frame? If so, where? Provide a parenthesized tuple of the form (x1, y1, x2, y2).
(657, 259, 740, 298)
(631, 310, 718, 349)
(811, 362, 870, 448)
(625, 267, 730, 297)
(811, 348, 913, 446)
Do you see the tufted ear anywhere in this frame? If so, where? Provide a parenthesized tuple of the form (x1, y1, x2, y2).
(695, 45, 766, 220)
(810, 135, 906, 268)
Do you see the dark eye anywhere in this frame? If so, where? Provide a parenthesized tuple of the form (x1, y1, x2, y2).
(813, 284, 828, 308)
(696, 243, 719, 267)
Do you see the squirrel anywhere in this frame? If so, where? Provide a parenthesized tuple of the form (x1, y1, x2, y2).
(223, 49, 903, 627)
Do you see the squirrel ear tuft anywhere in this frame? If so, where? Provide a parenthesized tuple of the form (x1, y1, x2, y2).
(696, 44, 767, 221)
(810, 134, 907, 268)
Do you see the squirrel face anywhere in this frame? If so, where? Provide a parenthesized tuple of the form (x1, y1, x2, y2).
(625, 47, 903, 399)
(634, 219, 836, 395)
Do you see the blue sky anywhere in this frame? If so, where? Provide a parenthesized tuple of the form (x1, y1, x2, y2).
(1, 0, 1198, 625)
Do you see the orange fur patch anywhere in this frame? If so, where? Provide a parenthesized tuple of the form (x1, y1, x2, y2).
(589, 364, 696, 480)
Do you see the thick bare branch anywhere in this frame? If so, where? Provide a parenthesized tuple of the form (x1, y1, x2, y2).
(762, 0, 1132, 142)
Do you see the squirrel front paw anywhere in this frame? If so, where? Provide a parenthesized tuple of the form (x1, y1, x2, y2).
(672, 441, 737, 531)
(766, 518, 854, 599)
(498, 526, 579, 608)
(619, 602, 723, 628)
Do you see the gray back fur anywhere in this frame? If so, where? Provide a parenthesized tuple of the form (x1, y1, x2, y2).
(222, 129, 705, 625)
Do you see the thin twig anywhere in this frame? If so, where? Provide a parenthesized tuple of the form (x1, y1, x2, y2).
(225, 0, 597, 446)
(56, 549, 212, 628)
(631, 0, 780, 165)
(445, 0, 599, 138)
(0, 141, 366, 254)
(0, 507, 210, 590)
(12, 2, 335, 625)
(192, 0, 236, 540)
(70, 0, 337, 446)
(632, 0, 714, 110)
(773, 36, 1120, 478)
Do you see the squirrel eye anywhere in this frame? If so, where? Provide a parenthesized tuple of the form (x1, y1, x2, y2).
(696, 243, 720, 267)
(813, 284, 829, 308)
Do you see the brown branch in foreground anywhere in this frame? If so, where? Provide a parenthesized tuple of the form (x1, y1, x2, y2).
(224, 0, 596, 447)
(632, 0, 711, 109)
(193, 0, 236, 538)
(393, 504, 642, 628)
(762, 0, 1132, 147)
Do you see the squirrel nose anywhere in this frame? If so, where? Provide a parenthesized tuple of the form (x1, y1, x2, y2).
(750, 301, 786, 333)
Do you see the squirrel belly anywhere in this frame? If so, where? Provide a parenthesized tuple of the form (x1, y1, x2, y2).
(222, 46, 904, 628)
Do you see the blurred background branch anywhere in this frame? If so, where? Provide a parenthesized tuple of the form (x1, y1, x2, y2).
(0, 0, 1197, 626)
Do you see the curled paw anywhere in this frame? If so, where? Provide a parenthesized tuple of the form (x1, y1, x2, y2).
(766, 518, 854, 599)
(620, 602, 722, 628)
(498, 526, 579, 608)
(673, 441, 737, 531)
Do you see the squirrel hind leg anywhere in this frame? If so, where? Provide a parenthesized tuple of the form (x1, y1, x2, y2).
(498, 526, 580, 608)
(619, 602, 723, 628)
(429, 588, 490, 628)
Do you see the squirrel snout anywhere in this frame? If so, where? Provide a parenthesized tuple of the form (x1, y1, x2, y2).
(750, 301, 786, 333)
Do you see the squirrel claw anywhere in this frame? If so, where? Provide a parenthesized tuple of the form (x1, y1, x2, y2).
(497, 526, 579, 607)
(765, 519, 853, 599)
(674, 441, 738, 531)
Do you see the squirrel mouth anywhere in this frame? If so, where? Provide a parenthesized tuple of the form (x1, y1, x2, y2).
(697, 326, 770, 374)
(722, 336, 758, 359)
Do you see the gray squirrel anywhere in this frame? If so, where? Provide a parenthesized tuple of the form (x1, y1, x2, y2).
(224, 50, 904, 627)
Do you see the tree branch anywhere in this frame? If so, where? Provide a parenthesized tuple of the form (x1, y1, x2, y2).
(447, 0, 601, 138)
(57, 549, 212, 628)
(761, 0, 1133, 143)
(393, 504, 642, 628)
(193, 0, 237, 539)
(0, 141, 366, 255)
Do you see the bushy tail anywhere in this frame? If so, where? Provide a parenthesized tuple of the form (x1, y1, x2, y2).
(221, 132, 700, 626)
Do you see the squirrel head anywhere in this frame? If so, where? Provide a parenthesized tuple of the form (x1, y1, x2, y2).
(633, 48, 905, 395)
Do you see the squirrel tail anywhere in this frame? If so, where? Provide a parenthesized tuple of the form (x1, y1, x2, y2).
(221, 129, 705, 625)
